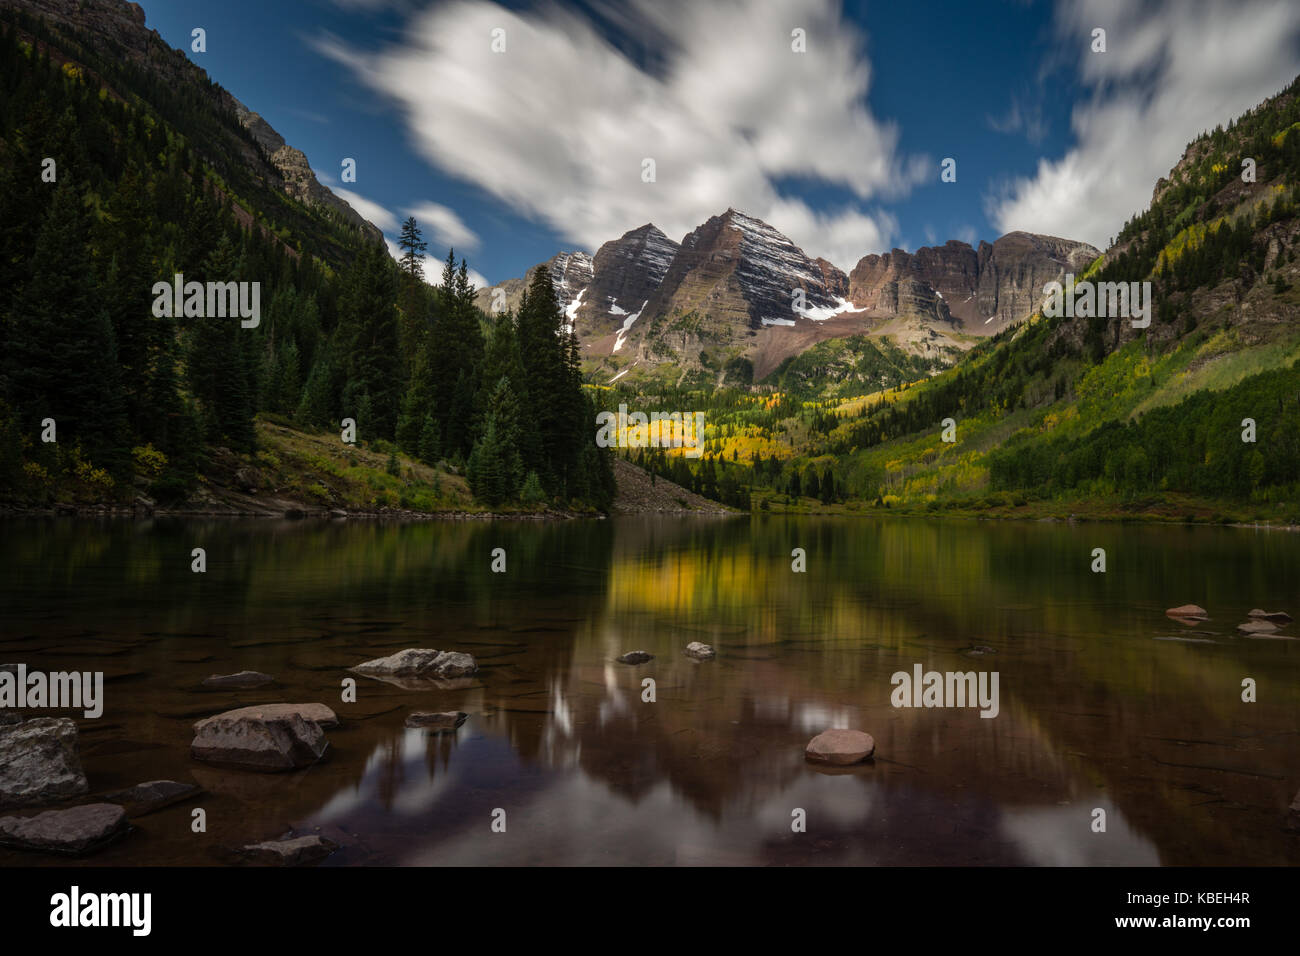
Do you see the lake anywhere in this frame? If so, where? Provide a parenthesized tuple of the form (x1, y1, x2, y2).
(1, 515, 1297, 866)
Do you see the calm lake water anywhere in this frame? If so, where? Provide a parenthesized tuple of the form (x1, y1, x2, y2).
(1, 515, 1298, 866)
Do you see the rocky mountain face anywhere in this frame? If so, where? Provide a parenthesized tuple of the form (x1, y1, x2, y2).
(577, 224, 678, 339)
(229, 99, 382, 244)
(475, 250, 595, 321)
(641, 209, 854, 330)
(480, 207, 1098, 383)
(848, 232, 1099, 334)
(2, 0, 383, 246)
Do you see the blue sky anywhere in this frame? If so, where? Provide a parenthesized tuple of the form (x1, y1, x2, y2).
(143, 0, 1300, 286)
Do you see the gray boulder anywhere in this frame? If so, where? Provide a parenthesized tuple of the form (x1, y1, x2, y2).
(0, 803, 128, 855)
(191, 709, 328, 772)
(618, 651, 653, 665)
(100, 780, 202, 818)
(0, 717, 89, 807)
(684, 642, 716, 660)
(198, 703, 338, 730)
(352, 649, 478, 679)
(238, 834, 338, 866)
(805, 729, 876, 766)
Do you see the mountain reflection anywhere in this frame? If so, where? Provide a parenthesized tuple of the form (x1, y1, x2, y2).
(0, 516, 1295, 866)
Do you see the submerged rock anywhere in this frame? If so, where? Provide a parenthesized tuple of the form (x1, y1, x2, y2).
(1237, 620, 1279, 635)
(618, 651, 654, 665)
(191, 709, 329, 772)
(0, 803, 128, 855)
(684, 642, 716, 660)
(201, 670, 275, 689)
(1248, 609, 1293, 624)
(805, 729, 875, 766)
(1166, 604, 1208, 621)
(352, 649, 478, 679)
(0, 717, 89, 807)
(404, 711, 468, 731)
(100, 780, 202, 818)
(238, 834, 338, 866)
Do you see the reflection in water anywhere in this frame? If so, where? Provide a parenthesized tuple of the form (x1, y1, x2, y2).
(0, 515, 1297, 866)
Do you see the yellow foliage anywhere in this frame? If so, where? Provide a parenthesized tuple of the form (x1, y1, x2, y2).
(22, 462, 51, 486)
(132, 444, 168, 479)
(74, 458, 114, 490)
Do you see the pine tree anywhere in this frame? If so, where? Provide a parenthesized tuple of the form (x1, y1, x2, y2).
(397, 216, 427, 282)
(335, 243, 402, 439)
(186, 232, 256, 451)
(418, 412, 441, 464)
(6, 181, 128, 472)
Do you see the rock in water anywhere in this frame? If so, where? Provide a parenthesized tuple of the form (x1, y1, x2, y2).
(684, 642, 716, 660)
(404, 711, 468, 731)
(100, 780, 202, 818)
(238, 834, 338, 866)
(1166, 604, 1208, 621)
(352, 649, 478, 679)
(198, 703, 338, 730)
(805, 729, 876, 765)
(0, 803, 128, 855)
(191, 710, 328, 772)
(1237, 620, 1279, 634)
(1248, 609, 1293, 624)
(0, 717, 89, 807)
(202, 670, 275, 689)
(618, 651, 654, 664)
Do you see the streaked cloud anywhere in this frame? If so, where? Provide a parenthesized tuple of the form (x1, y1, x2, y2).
(311, 0, 922, 269)
(405, 201, 480, 253)
(989, 0, 1300, 249)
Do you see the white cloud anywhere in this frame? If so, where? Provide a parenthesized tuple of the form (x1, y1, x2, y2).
(989, 0, 1300, 249)
(311, 0, 918, 270)
(333, 186, 399, 232)
(383, 235, 491, 289)
(405, 201, 480, 253)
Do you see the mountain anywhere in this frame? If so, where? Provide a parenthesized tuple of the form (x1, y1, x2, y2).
(0, 0, 383, 253)
(576, 223, 679, 340)
(848, 232, 1098, 334)
(480, 209, 1097, 383)
(634, 73, 1300, 521)
(229, 98, 382, 244)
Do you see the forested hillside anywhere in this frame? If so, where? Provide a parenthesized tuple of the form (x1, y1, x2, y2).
(611, 75, 1300, 523)
(0, 12, 614, 513)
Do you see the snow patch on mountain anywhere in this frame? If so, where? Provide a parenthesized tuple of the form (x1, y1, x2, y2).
(613, 300, 648, 353)
(794, 296, 867, 322)
(561, 287, 586, 333)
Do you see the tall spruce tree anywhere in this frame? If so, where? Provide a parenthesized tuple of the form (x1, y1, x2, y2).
(336, 242, 402, 439)
(6, 181, 128, 472)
